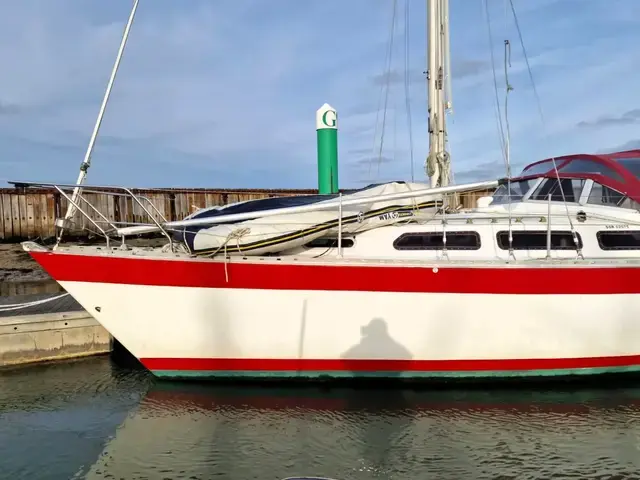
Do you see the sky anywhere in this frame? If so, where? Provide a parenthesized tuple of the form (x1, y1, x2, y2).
(0, 0, 639, 189)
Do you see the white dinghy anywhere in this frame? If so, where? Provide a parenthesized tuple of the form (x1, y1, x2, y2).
(174, 181, 443, 256)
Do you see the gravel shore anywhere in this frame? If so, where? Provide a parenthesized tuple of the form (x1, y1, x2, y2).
(0, 237, 169, 284)
(0, 243, 51, 282)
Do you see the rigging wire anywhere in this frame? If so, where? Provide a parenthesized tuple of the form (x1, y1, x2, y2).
(507, 0, 582, 258)
(369, 0, 398, 181)
(403, 0, 415, 182)
(504, 39, 515, 258)
(394, 68, 399, 170)
(503, 40, 513, 179)
(482, 0, 508, 164)
(376, 0, 398, 178)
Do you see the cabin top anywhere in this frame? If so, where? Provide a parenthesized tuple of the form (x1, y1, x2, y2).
(516, 149, 640, 199)
(487, 149, 640, 210)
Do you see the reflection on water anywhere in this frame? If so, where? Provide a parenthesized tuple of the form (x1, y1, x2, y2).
(85, 384, 640, 480)
(2, 356, 640, 479)
(0, 357, 151, 480)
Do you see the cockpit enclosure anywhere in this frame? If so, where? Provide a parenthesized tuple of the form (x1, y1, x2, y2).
(490, 149, 640, 210)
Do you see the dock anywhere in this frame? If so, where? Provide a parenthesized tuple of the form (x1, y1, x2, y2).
(0, 292, 110, 367)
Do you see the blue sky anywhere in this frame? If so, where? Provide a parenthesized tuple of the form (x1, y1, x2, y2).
(0, 0, 639, 189)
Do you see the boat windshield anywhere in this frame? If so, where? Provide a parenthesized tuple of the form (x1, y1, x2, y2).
(615, 158, 640, 178)
(529, 178, 586, 203)
(490, 179, 534, 204)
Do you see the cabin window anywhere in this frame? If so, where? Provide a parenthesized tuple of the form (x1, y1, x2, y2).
(490, 180, 534, 204)
(496, 231, 582, 250)
(597, 231, 640, 250)
(587, 182, 629, 207)
(393, 231, 481, 250)
(530, 178, 585, 203)
(615, 158, 640, 178)
(305, 238, 354, 248)
(521, 160, 557, 176)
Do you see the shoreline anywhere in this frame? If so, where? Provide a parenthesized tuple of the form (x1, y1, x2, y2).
(0, 237, 169, 285)
(0, 244, 50, 283)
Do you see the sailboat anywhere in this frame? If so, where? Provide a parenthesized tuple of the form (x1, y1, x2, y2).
(19, 0, 640, 382)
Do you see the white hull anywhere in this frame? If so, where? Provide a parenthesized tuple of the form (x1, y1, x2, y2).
(57, 275, 640, 381)
(23, 202, 640, 383)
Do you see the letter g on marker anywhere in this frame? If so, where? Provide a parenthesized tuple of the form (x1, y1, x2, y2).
(322, 109, 337, 128)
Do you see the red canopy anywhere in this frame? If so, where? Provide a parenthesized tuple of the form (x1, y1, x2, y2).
(514, 149, 640, 202)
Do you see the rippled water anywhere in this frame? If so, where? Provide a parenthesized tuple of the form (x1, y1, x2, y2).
(2, 357, 640, 479)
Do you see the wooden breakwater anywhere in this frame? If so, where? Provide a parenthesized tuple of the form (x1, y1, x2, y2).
(0, 186, 494, 241)
(0, 186, 316, 241)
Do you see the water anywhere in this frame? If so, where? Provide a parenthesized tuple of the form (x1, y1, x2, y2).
(2, 357, 640, 479)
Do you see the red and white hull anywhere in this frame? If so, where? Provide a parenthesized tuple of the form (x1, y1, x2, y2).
(27, 249, 640, 382)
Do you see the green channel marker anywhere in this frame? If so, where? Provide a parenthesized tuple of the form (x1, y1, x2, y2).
(316, 103, 339, 194)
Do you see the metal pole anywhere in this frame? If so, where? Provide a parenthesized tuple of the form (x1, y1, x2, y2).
(426, 0, 439, 186)
(435, 0, 446, 183)
(56, 0, 140, 246)
(426, 0, 452, 190)
(546, 193, 552, 259)
(437, 0, 451, 190)
(337, 193, 343, 258)
(54, 187, 110, 248)
(442, 0, 452, 112)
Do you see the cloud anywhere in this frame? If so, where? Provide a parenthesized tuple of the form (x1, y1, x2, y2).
(352, 154, 397, 167)
(0, 101, 22, 115)
(577, 109, 640, 128)
(451, 59, 490, 79)
(370, 69, 424, 87)
(453, 159, 507, 183)
(1, 0, 640, 190)
(597, 139, 640, 154)
(347, 147, 374, 156)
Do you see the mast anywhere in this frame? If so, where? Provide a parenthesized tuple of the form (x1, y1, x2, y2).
(425, 0, 452, 189)
(55, 0, 140, 246)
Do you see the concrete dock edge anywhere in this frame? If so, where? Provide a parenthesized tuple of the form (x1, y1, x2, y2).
(0, 310, 111, 367)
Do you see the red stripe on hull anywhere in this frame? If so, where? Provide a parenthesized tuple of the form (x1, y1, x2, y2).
(28, 251, 640, 295)
(140, 355, 640, 372)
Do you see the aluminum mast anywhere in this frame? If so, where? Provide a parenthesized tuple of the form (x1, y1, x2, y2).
(425, 0, 452, 189)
